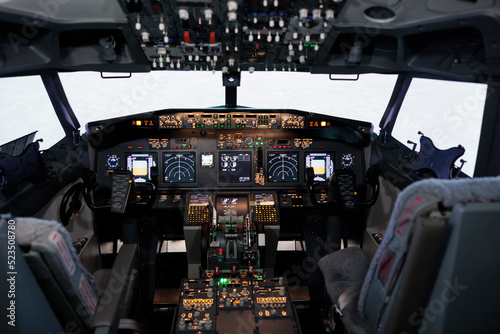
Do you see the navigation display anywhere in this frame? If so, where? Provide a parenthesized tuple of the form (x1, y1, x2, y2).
(126, 153, 157, 182)
(219, 152, 252, 183)
(305, 152, 334, 182)
(163, 152, 195, 183)
(268, 152, 299, 182)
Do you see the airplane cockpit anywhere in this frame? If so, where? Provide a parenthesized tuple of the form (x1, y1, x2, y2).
(1, 1, 500, 334)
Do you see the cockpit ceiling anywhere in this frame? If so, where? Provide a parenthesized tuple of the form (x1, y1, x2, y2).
(0, 0, 499, 81)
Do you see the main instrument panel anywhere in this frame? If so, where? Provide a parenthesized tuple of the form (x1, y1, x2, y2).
(90, 110, 369, 197)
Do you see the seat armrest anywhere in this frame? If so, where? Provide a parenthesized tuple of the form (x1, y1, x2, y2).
(91, 243, 137, 334)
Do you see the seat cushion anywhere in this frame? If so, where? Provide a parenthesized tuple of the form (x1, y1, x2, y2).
(318, 247, 369, 305)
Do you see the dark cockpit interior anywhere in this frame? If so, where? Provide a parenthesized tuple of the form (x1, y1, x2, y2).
(1, 1, 500, 334)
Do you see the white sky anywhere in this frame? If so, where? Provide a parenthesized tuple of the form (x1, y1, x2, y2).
(0, 71, 485, 176)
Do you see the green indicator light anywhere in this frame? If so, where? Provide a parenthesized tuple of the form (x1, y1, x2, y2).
(221, 124, 225, 128)
(213, 232, 216, 237)
(201, 124, 205, 128)
(227, 115, 231, 118)
(249, 145, 254, 148)
(310, 44, 316, 47)
(257, 137, 262, 140)
(303, 44, 310, 47)
(214, 124, 218, 128)
(242, 125, 245, 128)
(182, 144, 187, 147)
(236, 124, 240, 128)
(196, 124, 200, 128)
(214, 114, 217, 118)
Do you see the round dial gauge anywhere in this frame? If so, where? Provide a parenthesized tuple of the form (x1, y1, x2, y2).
(341, 154, 354, 168)
(106, 155, 119, 168)
(244, 136, 254, 146)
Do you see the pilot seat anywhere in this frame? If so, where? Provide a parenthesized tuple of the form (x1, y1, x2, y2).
(0, 216, 141, 334)
(318, 176, 500, 333)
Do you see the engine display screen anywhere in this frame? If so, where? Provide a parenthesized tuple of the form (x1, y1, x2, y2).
(268, 152, 299, 182)
(216, 195, 249, 217)
(126, 153, 157, 182)
(219, 152, 252, 183)
(305, 152, 334, 182)
(163, 152, 196, 183)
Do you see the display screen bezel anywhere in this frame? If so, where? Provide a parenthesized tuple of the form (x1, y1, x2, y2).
(163, 151, 196, 183)
(267, 151, 299, 183)
(125, 152, 157, 183)
(304, 152, 335, 182)
(219, 151, 253, 184)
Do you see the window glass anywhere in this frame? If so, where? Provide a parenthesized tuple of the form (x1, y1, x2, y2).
(60, 72, 397, 132)
(0, 76, 64, 150)
(392, 78, 486, 176)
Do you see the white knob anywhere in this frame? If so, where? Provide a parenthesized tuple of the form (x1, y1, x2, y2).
(326, 9, 334, 20)
(228, 12, 237, 22)
(320, 31, 326, 40)
(179, 9, 189, 20)
(312, 9, 321, 20)
(204, 9, 213, 23)
(292, 31, 298, 39)
(298, 41, 303, 51)
(249, 31, 254, 42)
(269, 19, 275, 28)
(267, 32, 272, 42)
(275, 33, 280, 42)
(279, 17, 284, 27)
(299, 8, 308, 20)
(305, 33, 310, 42)
(227, 0, 238, 11)
(249, 66, 255, 73)
(141, 31, 150, 42)
(299, 55, 305, 64)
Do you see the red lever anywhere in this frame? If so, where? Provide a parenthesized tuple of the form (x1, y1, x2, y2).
(210, 31, 216, 44)
(184, 31, 190, 43)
